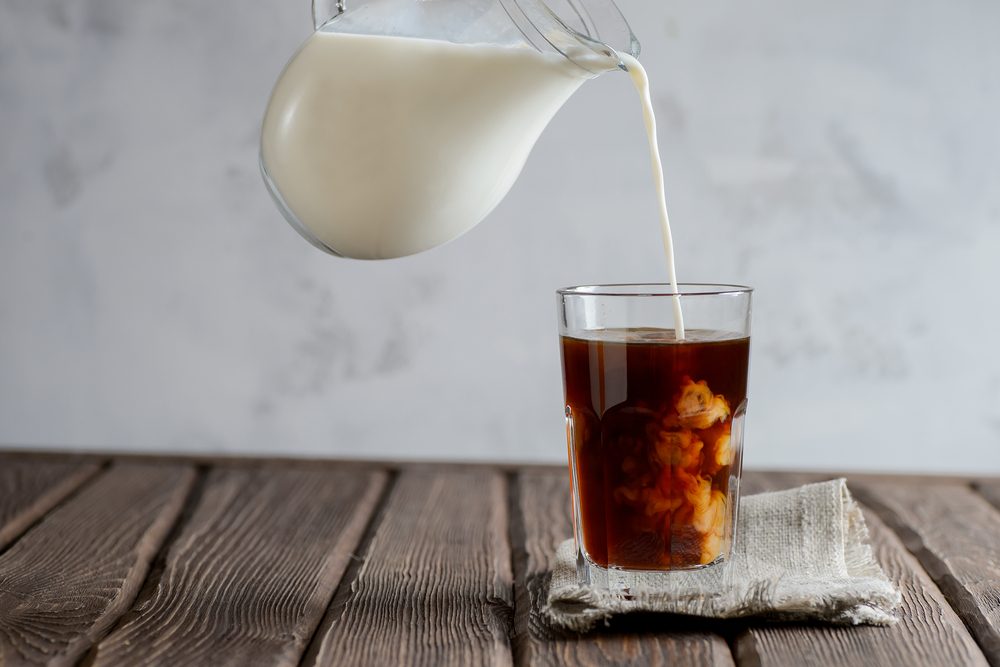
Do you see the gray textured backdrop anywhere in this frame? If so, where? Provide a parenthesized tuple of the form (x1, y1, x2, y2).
(1, 1, 998, 472)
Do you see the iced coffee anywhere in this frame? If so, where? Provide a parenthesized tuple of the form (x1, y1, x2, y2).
(557, 285, 752, 574)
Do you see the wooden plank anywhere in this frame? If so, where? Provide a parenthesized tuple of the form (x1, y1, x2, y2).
(512, 469, 734, 667)
(0, 462, 194, 666)
(305, 468, 514, 667)
(848, 479, 1000, 665)
(0, 456, 102, 549)
(91, 465, 388, 667)
(733, 473, 989, 667)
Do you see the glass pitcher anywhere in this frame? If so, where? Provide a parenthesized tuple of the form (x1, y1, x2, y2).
(260, 0, 639, 259)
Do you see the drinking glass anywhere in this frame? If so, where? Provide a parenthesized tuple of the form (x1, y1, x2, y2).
(557, 284, 752, 592)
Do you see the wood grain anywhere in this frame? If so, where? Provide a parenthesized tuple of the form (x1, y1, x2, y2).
(735, 472, 989, 666)
(0, 456, 102, 549)
(0, 463, 194, 666)
(512, 469, 734, 667)
(849, 479, 1000, 665)
(306, 469, 514, 667)
(91, 465, 387, 667)
(0, 456, 994, 666)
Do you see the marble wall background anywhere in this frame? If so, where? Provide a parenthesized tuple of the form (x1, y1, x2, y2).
(1, 0, 998, 472)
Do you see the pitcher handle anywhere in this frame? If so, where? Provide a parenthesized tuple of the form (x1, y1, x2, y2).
(312, 0, 345, 30)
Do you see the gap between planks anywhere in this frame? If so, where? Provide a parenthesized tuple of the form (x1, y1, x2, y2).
(76, 464, 211, 667)
(298, 468, 400, 667)
(0, 457, 108, 555)
(507, 469, 533, 667)
(302, 468, 515, 666)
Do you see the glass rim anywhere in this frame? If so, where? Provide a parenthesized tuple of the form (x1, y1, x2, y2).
(556, 282, 753, 297)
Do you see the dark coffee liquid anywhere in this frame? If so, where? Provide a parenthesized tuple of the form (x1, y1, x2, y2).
(561, 328, 750, 570)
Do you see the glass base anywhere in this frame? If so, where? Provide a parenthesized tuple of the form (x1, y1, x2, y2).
(576, 546, 727, 599)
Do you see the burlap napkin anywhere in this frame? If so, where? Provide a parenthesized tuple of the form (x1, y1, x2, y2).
(545, 479, 901, 632)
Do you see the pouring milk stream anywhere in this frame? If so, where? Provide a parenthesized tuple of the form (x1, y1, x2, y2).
(260, 0, 685, 338)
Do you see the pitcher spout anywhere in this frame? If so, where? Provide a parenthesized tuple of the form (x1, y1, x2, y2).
(497, 0, 639, 74)
(312, 0, 345, 30)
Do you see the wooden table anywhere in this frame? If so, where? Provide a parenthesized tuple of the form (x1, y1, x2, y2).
(0, 453, 998, 666)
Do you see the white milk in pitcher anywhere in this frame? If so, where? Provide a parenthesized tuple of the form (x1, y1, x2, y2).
(261, 32, 588, 259)
(262, 32, 688, 337)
